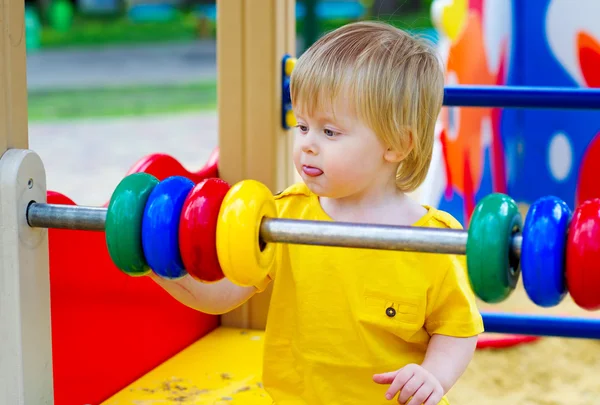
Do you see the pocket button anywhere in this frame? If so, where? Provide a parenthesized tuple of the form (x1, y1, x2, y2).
(385, 307, 396, 317)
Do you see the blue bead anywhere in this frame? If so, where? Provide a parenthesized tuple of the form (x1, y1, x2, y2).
(142, 176, 194, 279)
(521, 196, 571, 307)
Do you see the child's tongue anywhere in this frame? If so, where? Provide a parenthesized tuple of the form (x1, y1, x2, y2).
(303, 166, 323, 177)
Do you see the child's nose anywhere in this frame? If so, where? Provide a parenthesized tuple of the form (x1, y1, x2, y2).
(301, 133, 318, 154)
(302, 142, 318, 155)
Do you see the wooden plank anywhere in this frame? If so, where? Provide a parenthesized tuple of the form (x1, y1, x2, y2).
(101, 327, 269, 404)
(0, 150, 53, 405)
(245, 0, 296, 330)
(217, 0, 245, 185)
(219, 0, 296, 330)
(0, 1, 52, 404)
(0, 0, 29, 152)
(217, 0, 251, 328)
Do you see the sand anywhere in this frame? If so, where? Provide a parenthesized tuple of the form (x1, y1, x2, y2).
(447, 278, 600, 405)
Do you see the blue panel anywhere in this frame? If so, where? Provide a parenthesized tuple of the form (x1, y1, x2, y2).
(474, 146, 494, 203)
(496, 0, 600, 208)
(437, 190, 466, 226)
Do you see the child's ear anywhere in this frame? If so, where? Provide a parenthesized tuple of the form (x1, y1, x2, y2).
(384, 147, 405, 163)
(384, 132, 414, 163)
(384, 143, 413, 163)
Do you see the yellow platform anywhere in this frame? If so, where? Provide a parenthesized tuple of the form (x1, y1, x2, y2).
(102, 327, 272, 404)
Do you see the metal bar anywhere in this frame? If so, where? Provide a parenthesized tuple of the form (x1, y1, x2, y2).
(260, 218, 523, 256)
(444, 85, 600, 110)
(26, 203, 523, 257)
(482, 312, 600, 339)
(27, 203, 106, 231)
(261, 218, 468, 254)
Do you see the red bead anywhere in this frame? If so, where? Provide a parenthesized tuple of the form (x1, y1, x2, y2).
(179, 178, 230, 282)
(566, 198, 600, 310)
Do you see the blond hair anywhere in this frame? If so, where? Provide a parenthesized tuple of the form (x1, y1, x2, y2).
(290, 21, 444, 192)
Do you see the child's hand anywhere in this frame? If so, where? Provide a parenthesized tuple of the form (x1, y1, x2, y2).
(373, 363, 444, 405)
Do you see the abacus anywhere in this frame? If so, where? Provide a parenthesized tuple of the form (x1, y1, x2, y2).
(23, 167, 600, 335)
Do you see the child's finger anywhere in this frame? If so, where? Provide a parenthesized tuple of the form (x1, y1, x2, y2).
(395, 375, 423, 403)
(405, 382, 434, 405)
(373, 370, 399, 384)
(383, 367, 415, 400)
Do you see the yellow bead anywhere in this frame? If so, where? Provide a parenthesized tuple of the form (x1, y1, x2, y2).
(285, 57, 297, 76)
(285, 110, 297, 128)
(216, 180, 280, 290)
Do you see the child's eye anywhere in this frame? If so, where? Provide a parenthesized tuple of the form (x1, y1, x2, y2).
(296, 125, 308, 133)
(324, 129, 338, 137)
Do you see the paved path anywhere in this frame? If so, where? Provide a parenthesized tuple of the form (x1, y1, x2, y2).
(26, 39, 303, 90)
(27, 40, 217, 91)
(29, 111, 218, 206)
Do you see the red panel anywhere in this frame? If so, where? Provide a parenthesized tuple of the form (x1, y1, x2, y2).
(125, 148, 220, 183)
(576, 132, 600, 206)
(48, 149, 221, 405)
(578, 31, 600, 88)
(477, 334, 539, 349)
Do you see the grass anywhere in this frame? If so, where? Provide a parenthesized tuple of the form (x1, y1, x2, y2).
(27, 80, 217, 121)
(40, 13, 200, 48)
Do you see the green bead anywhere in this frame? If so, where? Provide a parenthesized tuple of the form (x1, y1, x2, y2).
(466, 193, 522, 303)
(105, 173, 159, 276)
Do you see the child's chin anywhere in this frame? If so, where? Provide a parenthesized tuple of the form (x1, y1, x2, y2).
(304, 182, 335, 198)
(303, 181, 323, 193)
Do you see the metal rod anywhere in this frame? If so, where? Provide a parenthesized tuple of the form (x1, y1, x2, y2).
(482, 312, 600, 339)
(26, 203, 523, 257)
(27, 203, 106, 231)
(259, 218, 522, 257)
(444, 85, 600, 109)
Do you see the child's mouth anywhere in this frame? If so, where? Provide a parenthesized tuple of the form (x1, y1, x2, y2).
(302, 165, 323, 177)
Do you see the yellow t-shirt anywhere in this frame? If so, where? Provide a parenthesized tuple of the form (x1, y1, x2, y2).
(261, 183, 484, 404)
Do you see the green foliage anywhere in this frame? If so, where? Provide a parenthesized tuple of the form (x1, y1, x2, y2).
(40, 13, 199, 48)
(28, 81, 217, 121)
(37, 1, 433, 49)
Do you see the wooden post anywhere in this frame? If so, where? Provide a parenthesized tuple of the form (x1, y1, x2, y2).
(217, 0, 297, 330)
(1, 0, 29, 151)
(0, 0, 54, 403)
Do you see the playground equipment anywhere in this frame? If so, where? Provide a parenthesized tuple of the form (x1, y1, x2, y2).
(2, 1, 600, 405)
(5, 93, 600, 404)
(428, 0, 600, 225)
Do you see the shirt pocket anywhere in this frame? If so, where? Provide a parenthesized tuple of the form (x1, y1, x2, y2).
(357, 287, 426, 340)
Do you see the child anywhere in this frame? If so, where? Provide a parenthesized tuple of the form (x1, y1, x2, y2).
(151, 21, 484, 405)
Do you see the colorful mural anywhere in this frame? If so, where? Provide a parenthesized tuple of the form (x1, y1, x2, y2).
(421, 0, 600, 225)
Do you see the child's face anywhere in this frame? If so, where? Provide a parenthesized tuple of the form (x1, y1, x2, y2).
(292, 97, 395, 199)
